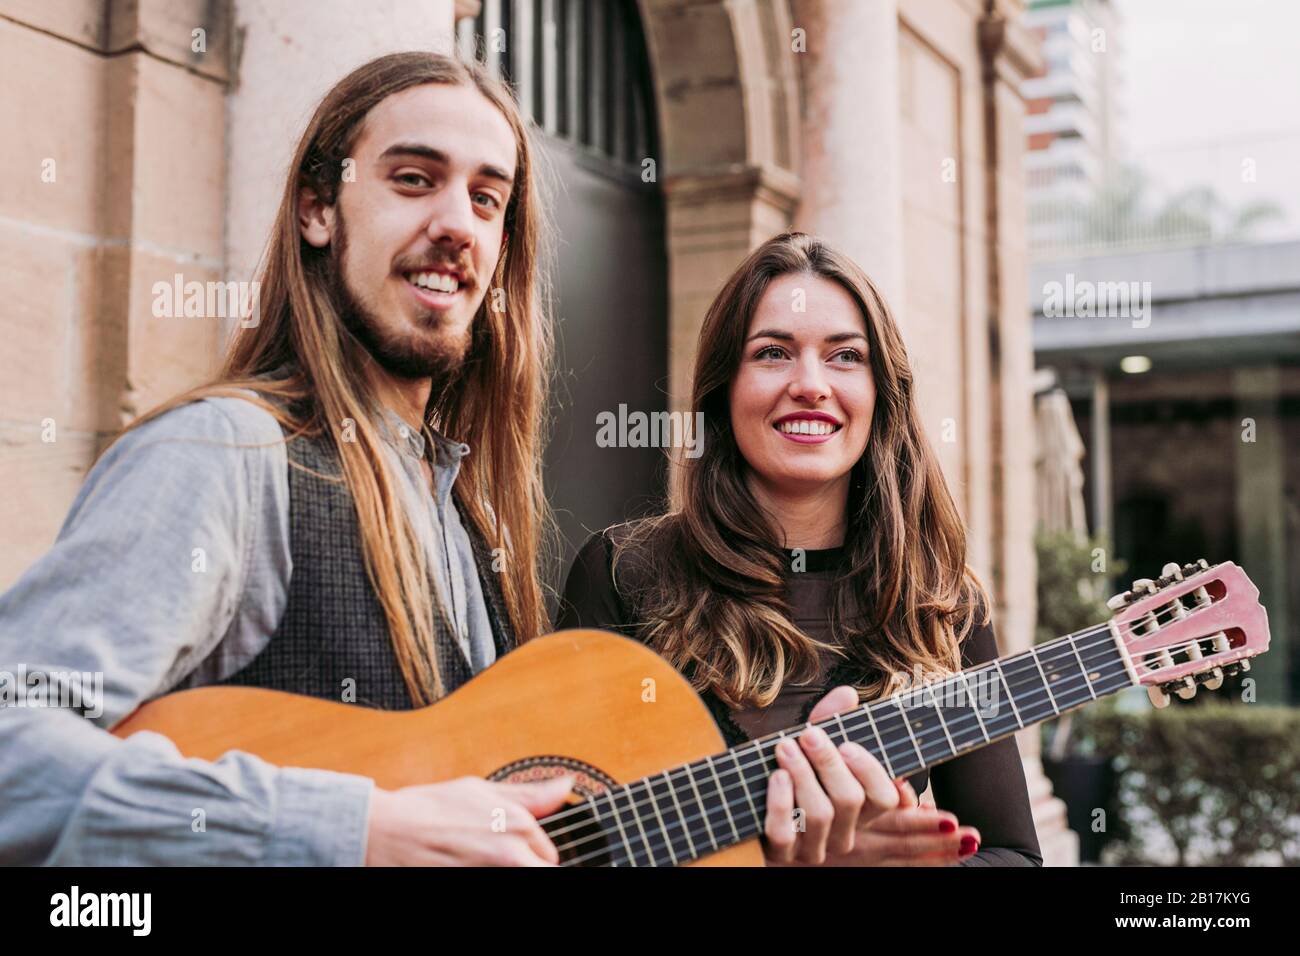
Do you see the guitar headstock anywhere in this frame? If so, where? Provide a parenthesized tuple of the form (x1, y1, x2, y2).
(1107, 560, 1269, 708)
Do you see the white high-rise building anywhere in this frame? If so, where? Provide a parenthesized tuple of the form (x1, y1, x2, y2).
(1023, 0, 1125, 255)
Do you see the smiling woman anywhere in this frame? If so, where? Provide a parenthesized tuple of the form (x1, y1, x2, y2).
(557, 231, 1044, 867)
(730, 271, 877, 529)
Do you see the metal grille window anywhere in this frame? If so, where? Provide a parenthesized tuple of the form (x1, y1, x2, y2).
(458, 0, 658, 177)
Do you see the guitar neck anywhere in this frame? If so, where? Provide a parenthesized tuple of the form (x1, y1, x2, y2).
(577, 622, 1134, 866)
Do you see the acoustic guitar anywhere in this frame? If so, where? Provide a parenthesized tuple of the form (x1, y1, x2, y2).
(112, 559, 1269, 866)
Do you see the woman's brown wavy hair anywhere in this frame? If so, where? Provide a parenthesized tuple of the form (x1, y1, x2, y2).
(614, 232, 988, 708)
(102, 52, 555, 704)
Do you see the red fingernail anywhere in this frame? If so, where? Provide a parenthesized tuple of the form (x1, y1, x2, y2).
(960, 836, 978, 856)
(938, 819, 956, 833)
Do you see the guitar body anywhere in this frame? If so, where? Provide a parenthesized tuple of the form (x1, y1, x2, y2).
(112, 629, 764, 866)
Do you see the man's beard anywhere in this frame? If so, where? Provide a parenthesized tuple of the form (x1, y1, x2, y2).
(326, 209, 474, 382)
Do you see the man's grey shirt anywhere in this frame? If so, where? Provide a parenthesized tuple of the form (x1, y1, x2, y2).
(0, 394, 498, 865)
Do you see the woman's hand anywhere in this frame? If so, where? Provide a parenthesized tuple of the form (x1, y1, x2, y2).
(761, 685, 901, 865)
(805, 777, 982, 865)
(761, 687, 981, 866)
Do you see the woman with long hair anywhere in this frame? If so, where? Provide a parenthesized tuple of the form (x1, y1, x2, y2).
(558, 232, 1042, 866)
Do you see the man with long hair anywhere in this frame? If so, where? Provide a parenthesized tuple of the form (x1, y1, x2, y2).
(0, 53, 573, 865)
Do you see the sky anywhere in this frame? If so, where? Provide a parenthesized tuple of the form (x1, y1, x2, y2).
(1111, 0, 1300, 235)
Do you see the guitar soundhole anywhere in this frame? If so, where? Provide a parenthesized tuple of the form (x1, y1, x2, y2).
(488, 756, 618, 867)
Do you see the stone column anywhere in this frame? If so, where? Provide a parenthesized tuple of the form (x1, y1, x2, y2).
(1091, 371, 1113, 543)
(663, 167, 800, 416)
(101, 0, 232, 425)
(1234, 363, 1289, 703)
(980, 0, 1076, 865)
(790, 0, 905, 313)
(639, 0, 803, 413)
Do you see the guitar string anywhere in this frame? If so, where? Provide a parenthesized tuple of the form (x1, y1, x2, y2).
(566, 663, 1143, 866)
(548, 603, 1214, 863)
(544, 604, 1238, 864)
(564, 614, 1234, 867)
(543, 601, 1190, 841)
(547, 607, 1210, 866)
(561, 626, 1212, 868)
(555, 627, 1144, 865)
(572, 660, 1142, 867)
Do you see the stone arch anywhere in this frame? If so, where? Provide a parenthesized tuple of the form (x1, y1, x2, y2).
(635, 0, 804, 407)
(636, 0, 801, 176)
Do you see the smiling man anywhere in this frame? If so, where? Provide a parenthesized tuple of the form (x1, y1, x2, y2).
(0, 53, 572, 866)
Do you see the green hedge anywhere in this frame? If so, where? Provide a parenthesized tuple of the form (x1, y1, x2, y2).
(1079, 704, 1300, 865)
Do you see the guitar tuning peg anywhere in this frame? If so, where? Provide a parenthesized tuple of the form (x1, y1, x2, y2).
(1239, 659, 1250, 673)
(1147, 685, 1171, 709)
(1131, 577, 1157, 594)
(1174, 677, 1197, 700)
(1199, 667, 1224, 690)
(1106, 591, 1131, 611)
(1161, 562, 1184, 581)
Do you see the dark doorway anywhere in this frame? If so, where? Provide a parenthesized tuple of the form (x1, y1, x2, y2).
(460, 0, 669, 609)
(543, 142, 668, 579)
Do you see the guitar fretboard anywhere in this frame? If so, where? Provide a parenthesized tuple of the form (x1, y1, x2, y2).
(561, 623, 1133, 866)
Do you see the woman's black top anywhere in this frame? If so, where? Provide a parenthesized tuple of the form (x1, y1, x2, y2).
(555, 524, 1044, 867)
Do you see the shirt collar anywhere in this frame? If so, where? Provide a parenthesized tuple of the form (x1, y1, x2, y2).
(254, 362, 471, 467)
(374, 406, 471, 469)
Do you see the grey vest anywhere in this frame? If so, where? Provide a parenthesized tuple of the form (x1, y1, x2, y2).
(219, 427, 516, 709)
